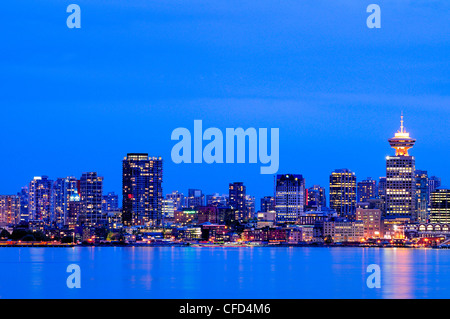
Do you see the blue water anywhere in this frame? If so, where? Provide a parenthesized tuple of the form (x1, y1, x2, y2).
(0, 247, 449, 299)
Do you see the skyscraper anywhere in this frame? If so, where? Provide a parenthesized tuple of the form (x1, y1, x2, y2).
(377, 177, 387, 214)
(79, 172, 104, 226)
(329, 169, 357, 220)
(275, 174, 305, 223)
(122, 154, 163, 226)
(386, 115, 416, 220)
(67, 188, 81, 227)
(429, 189, 450, 224)
(52, 176, 78, 226)
(415, 170, 429, 223)
(357, 178, 377, 203)
(246, 195, 255, 220)
(229, 182, 247, 222)
(18, 187, 29, 222)
(29, 176, 53, 223)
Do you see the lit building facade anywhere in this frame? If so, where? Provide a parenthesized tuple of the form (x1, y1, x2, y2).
(323, 219, 364, 243)
(329, 169, 357, 220)
(430, 189, 450, 224)
(356, 208, 382, 238)
(0, 195, 20, 225)
(275, 174, 305, 223)
(122, 153, 163, 226)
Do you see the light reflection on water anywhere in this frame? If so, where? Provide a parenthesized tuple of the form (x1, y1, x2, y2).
(0, 247, 449, 299)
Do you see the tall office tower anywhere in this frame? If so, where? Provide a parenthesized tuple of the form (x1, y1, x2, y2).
(415, 170, 429, 223)
(229, 182, 247, 222)
(307, 185, 327, 210)
(430, 189, 450, 224)
(275, 174, 305, 223)
(261, 196, 275, 212)
(18, 187, 29, 222)
(29, 176, 53, 223)
(52, 177, 78, 226)
(329, 169, 357, 220)
(187, 189, 204, 209)
(428, 176, 442, 205)
(246, 195, 255, 220)
(102, 192, 119, 213)
(357, 178, 377, 203)
(206, 193, 228, 207)
(122, 154, 163, 226)
(386, 115, 416, 220)
(166, 191, 186, 210)
(67, 189, 81, 227)
(79, 172, 104, 226)
(0, 195, 20, 225)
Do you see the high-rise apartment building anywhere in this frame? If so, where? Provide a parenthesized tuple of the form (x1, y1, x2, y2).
(29, 176, 53, 223)
(329, 169, 357, 220)
(122, 154, 163, 226)
(18, 187, 29, 222)
(52, 176, 78, 226)
(79, 172, 104, 226)
(229, 182, 247, 222)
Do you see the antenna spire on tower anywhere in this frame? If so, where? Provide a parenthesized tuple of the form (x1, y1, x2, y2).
(400, 111, 404, 133)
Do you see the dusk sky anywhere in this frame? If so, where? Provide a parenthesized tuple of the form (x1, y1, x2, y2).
(1, 1, 449, 207)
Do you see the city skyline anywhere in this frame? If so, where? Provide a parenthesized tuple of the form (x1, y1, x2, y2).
(1, 112, 446, 213)
(2, 1, 449, 206)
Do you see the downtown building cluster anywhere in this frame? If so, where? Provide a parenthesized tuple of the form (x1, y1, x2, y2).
(0, 117, 449, 246)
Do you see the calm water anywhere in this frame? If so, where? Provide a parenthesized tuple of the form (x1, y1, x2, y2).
(0, 247, 449, 299)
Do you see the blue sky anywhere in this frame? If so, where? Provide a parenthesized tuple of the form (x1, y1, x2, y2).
(1, 1, 449, 207)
